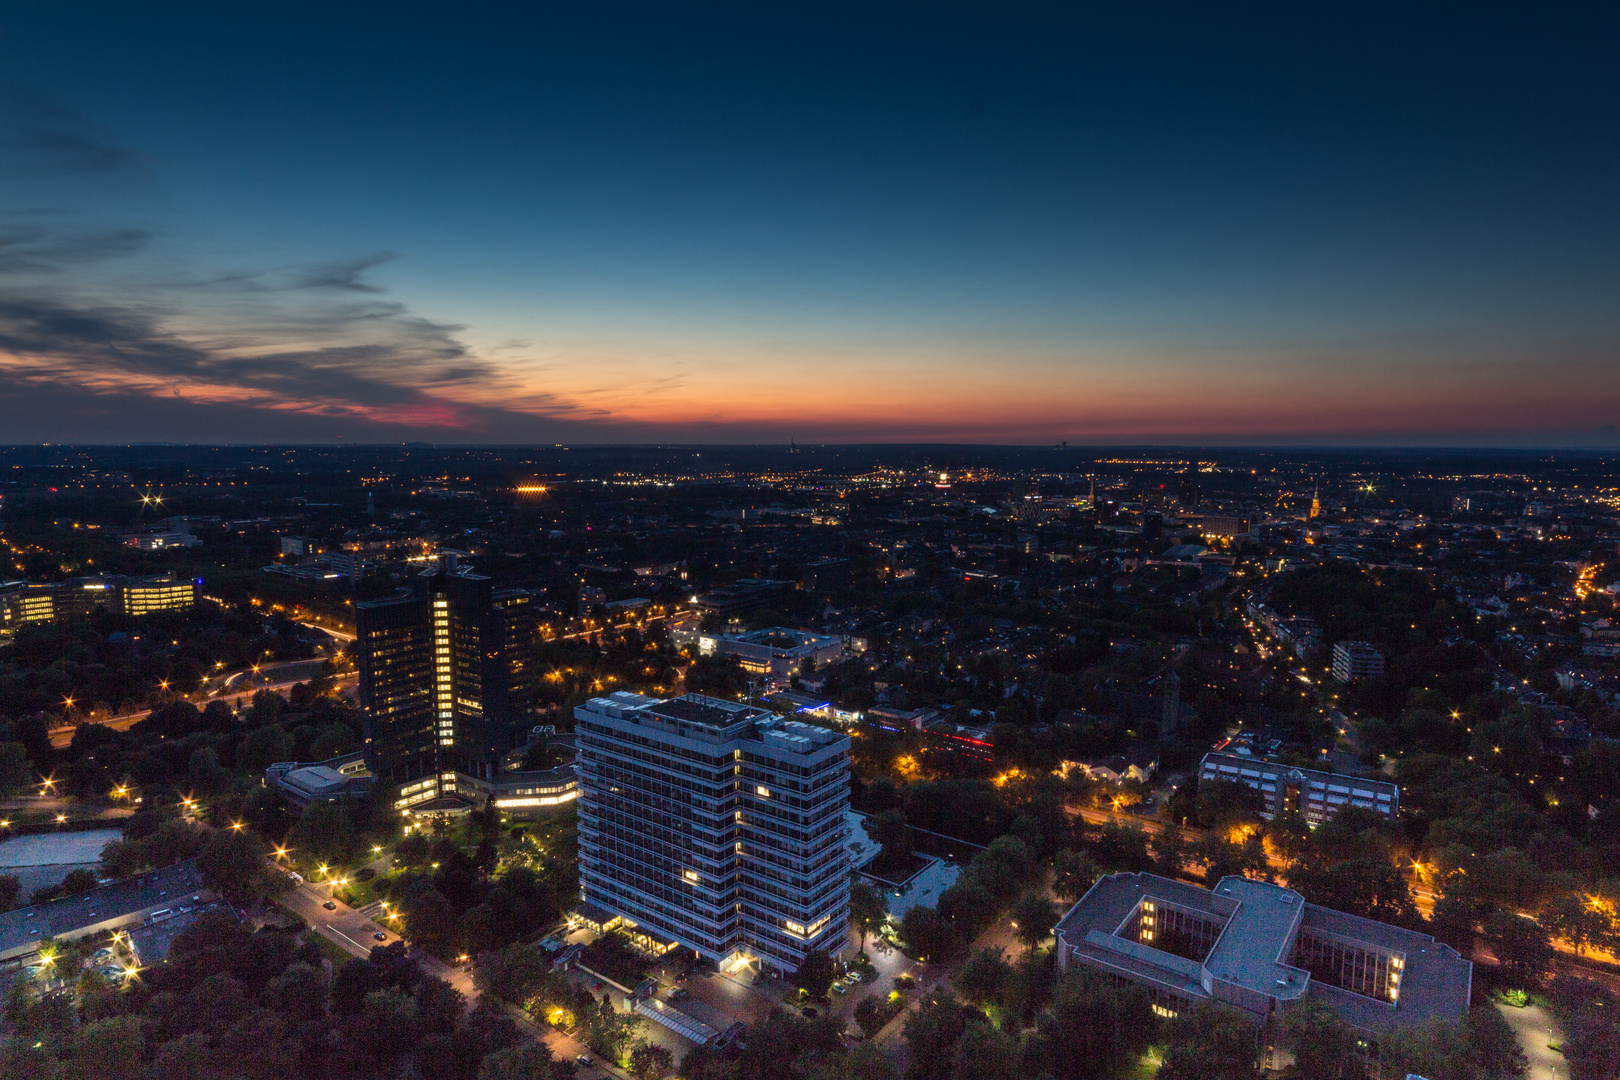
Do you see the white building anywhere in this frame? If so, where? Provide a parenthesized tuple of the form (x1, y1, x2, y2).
(575, 692, 851, 974)
(698, 627, 846, 683)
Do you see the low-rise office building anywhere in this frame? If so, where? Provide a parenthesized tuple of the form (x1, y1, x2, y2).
(1054, 873, 1471, 1043)
(264, 751, 374, 810)
(1198, 752, 1398, 825)
(1, 574, 198, 628)
(699, 626, 846, 682)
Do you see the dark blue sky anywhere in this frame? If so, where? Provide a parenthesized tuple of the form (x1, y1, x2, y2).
(2, 3, 1618, 442)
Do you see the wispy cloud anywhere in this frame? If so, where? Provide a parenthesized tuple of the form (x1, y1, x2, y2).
(0, 89, 600, 438)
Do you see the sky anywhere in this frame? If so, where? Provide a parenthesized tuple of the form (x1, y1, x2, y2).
(2, 2, 1619, 446)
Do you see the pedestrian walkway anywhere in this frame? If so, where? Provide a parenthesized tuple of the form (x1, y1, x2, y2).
(1496, 1002, 1570, 1080)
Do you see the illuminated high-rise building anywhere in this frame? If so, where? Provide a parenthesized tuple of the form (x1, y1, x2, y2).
(575, 692, 851, 974)
(356, 555, 537, 786)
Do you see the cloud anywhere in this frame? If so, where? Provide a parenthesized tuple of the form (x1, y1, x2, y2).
(0, 90, 596, 438)
(286, 253, 398, 293)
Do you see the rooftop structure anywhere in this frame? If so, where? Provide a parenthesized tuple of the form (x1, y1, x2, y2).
(1055, 873, 1470, 1039)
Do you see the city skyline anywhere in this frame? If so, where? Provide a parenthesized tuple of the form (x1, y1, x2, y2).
(3, 5, 1620, 445)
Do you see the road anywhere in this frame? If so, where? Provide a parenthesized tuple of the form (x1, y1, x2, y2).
(48, 669, 358, 747)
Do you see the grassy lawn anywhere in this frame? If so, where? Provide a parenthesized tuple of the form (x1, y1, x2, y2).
(1124, 1046, 1163, 1079)
(304, 930, 356, 968)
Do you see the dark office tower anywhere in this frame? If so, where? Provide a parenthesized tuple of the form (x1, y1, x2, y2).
(356, 556, 538, 783)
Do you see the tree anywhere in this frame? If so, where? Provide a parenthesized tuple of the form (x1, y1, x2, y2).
(0, 741, 35, 797)
(477, 1039, 558, 1080)
(289, 799, 357, 867)
(902, 990, 977, 1080)
(197, 825, 266, 901)
(854, 994, 889, 1038)
(59, 869, 99, 896)
(1286, 856, 1419, 927)
(973, 836, 1034, 900)
(1009, 893, 1057, 955)
(69, 1014, 144, 1080)
(1090, 822, 1153, 874)
(1486, 912, 1553, 987)
(850, 879, 887, 955)
(900, 905, 956, 962)
(629, 1042, 674, 1080)
(953, 946, 1013, 1008)
(236, 723, 294, 775)
(1052, 848, 1100, 905)
(1157, 1002, 1259, 1080)
(1024, 970, 1154, 1080)
(1280, 998, 1365, 1080)
(867, 809, 911, 871)
(1381, 1008, 1527, 1080)
(793, 947, 836, 1000)
(948, 1019, 1020, 1080)
(1539, 894, 1608, 956)
(1150, 828, 1189, 880)
(475, 943, 551, 1005)
(404, 888, 460, 957)
(1429, 890, 1481, 953)
(0, 874, 21, 914)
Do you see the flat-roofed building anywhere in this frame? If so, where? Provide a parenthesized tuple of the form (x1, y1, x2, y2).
(1198, 751, 1397, 825)
(698, 626, 845, 682)
(575, 692, 851, 975)
(0, 859, 211, 964)
(264, 751, 374, 810)
(1054, 872, 1471, 1046)
(1332, 640, 1386, 682)
(121, 576, 199, 616)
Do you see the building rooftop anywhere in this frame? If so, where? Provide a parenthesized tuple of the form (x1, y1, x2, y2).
(645, 695, 765, 729)
(0, 860, 207, 962)
(1205, 876, 1310, 1002)
(283, 765, 350, 796)
(1055, 872, 1470, 1035)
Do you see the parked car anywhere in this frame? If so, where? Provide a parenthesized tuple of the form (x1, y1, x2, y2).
(831, 982, 849, 995)
(669, 988, 691, 1001)
(576, 1054, 593, 1066)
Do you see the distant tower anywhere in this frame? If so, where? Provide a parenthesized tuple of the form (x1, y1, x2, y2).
(788, 439, 800, 454)
(1309, 487, 1321, 519)
(367, 490, 375, 517)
